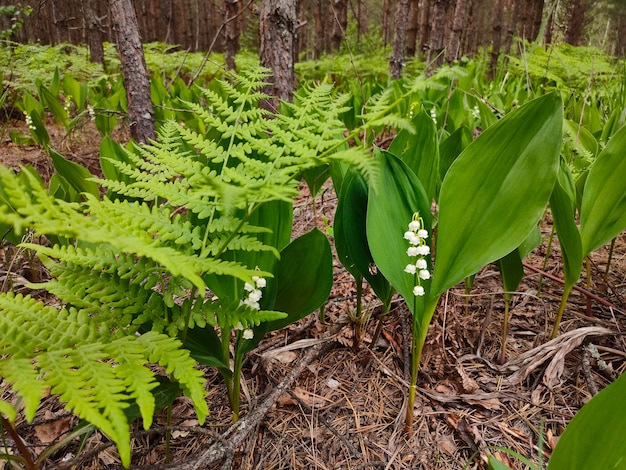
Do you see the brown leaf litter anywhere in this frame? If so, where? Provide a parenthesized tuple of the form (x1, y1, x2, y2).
(1, 120, 626, 469)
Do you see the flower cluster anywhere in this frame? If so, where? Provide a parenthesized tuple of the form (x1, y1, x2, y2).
(471, 105, 480, 120)
(430, 107, 437, 125)
(237, 275, 267, 339)
(403, 213, 431, 297)
(87, 105, 96, 121)
(64, 97, 72, 116)
(23, 112, 36, 132)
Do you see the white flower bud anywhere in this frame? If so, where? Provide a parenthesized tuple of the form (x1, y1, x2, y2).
(408, 220, 421, 232)
(416, 245, 430, 255)
(415, 259, 427, 269)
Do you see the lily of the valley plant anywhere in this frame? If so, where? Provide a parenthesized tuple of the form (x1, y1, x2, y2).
(367, 93, 563, 432)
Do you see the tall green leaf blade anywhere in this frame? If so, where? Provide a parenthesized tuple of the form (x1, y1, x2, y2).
(432, 93, 563, 296)
(498, 249, 524, 301)
(550, 159, 583, 288)
(335, 168, 392, 304)
(580, 124, 626, 256)
(548, 371, 626, 470)
(388, 109, 440, 202)
(49, 148, 100, 199)
(38, 84, 69, 130)
(366, 149, 433, 312)
(439, 125, 473, 180)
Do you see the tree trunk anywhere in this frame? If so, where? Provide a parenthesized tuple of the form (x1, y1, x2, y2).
(313, 0, 324, 58)
(418, 0, 431, 60)
(109, 0, 155, 144)
(504, 0, 518, 53)
(381, 0, 395, 48)
(427, 0, 448, 72)
(564, 0, 588, 46)
(490, 0, 505, 77)
(389, 0, 410, 79)
(355, 0, 368, 46)
(85, 0, 105, 65)
(259, 0, 297, 109)
(544, 1, 555, 45)
(406, 0, 420, 56)
(446, 0, 468, 61)
(330, 0, 348, 51)
(224, 0, 241, 70)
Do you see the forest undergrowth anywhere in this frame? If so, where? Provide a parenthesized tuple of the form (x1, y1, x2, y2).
(1, 114, 625, 470)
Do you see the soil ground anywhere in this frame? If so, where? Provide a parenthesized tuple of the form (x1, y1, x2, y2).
(1, 117, 625, 469)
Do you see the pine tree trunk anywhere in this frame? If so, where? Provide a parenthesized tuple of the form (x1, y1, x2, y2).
(109, 0, 155, 144)
(331, 0, 348, 51)
(564, 0, 588, 46)
(313, 0, 324, 58)
(225, 0, 241, 69)
(446, 0, 468, 62)
(389, 0, 410, 79)
(427, 0, 448, 72)
(418, 0, 432, 60)
(504, 0, 518, 53)
(381, 0, 395, 48)
(490, 0, 505, 77)
(85, 0, 105, 65)
(259, 0, 297, 109)
(406, 0, 420, 57)
(355, 0, 368, 46)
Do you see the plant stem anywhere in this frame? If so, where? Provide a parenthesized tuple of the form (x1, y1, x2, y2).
(537, 225, 556, 297)
(405, 297, 439, 436)
(231, 336, 245, 422)
(404, 320, 425, 437)
(353, 276, 363, 350)
(586, 257, 592, 316)
(165, 404, 172, 463)
(604, 237, 616, 284)
(1, 416, 37, 470)
(551, 283, 573, 339)
(499, 296, 511, 364)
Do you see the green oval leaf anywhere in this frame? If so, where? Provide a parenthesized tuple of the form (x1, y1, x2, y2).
(366, 149, 432, 312)
(267, 228, 333, 330)
(580, 124, 626, 256)
(432, 93, 563, 296)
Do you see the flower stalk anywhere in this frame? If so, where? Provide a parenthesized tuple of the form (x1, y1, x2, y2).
(402, 213, 439, 436)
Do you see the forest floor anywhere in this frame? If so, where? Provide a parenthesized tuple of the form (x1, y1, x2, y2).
(1, 118, 626, 470)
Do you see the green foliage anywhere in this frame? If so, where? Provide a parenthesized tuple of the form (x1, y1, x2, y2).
(433, 93, 563, 295)
(548, 371, 626, 469)
(0, 67, 380, 463)
(0, 4, 31, 40)
(580, 124, 626, 256)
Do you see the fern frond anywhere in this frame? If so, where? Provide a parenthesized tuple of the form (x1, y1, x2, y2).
(136, 332, 208, 424)
(37, 346, 134, 463)
(0, 292, 207, 467)
(194, 296, 286, 330)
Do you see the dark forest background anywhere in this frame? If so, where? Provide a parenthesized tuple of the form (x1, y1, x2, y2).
(1, 0, 625, 64)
